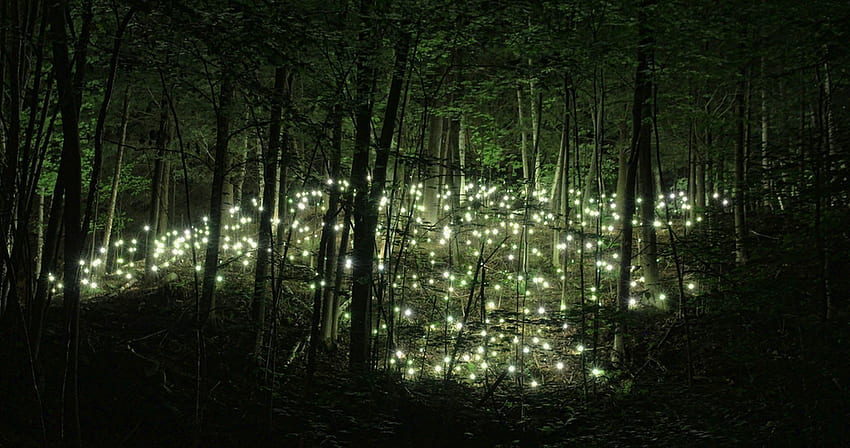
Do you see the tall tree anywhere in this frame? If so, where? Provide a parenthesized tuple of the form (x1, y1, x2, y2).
(102, 88, 131, 270)
(48, 0, 90, 444)
(201, 74, 234, 321)
(613, 0, 654, 362)
(734, 75, 748, 265)
(252, 67, 287, 350)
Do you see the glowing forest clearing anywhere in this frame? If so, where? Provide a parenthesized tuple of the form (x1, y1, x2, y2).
(62, 176, 731, 390)
(4, 0, 850, 445)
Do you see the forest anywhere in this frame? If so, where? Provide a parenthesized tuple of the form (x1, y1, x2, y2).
(1, 0, 849, 446)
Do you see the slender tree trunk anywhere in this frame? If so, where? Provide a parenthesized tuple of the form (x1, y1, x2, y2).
(158, 163, 170, 234)
(331, 208, 351, 341)
(821, 50, 839, 163)
(551, 76, 571, 268)
(201, 75, 234, 322)
(423, 115, 443, 222)
(103, 89, 131, 269)
(694, 125, 706, 214)
(734, 77, 748, 265)
(817, 63, 835, 320)
(705, 129, 715, 196)
(32, 186, 63, 360)
(517, 87, 531, 183)
(251, 68, 287, 352)
(638, 89, 660, 309)
(321, 105, 344, 346)
(146, 96, 169, 264)
(446, 118, 460, 210)
(349, 47, 375, 371)
(0, 0, 25, 319)
(760, 59, 770, 209)
(436, 117, 449, 216)
(82, 7, 133, 249)
(614, 0, 654, 362)
(233, 120, 249, 207)
(585, 69, 605, 201)
(255, 137, 264, 211)
(34, 194, 45, 278)
(276, 132, 291, 253)
(530, 80, 541, 191)
(458, 117, 467, 203)
(49, 0, 87, 443)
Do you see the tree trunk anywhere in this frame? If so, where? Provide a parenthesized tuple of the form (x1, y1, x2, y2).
(251, 68, 287, 352)
(423, 115, 443, 223)
(638, 90, 660, 309)
(458, 117, 467, 203)
(551, 76, 571, 268)
(276, 132, 291, 253)
(331, 208, 351, 341)
(158, 162, 170, 234)
(233, 122, 249, 207)
(255, 137, 264, 211)
(82, 8, 133, 253)
(320, 105, 344, 346)
(585, 70, 605, 201)
(349, 8, 405, 371)
(221, 176, 234, 217)
(49, 0, 88, 443)
(446, 118, 461, 211)
(201, 75, 234, 322)
(349, 57, 375, 371)
(817, 62, 835, 320)
(517, 87, 531, 184)
(103, 88, 130, 270)
(760, 59, 770, 208)
(530, 82, 542, 192)
(614, 0, 653, 362)
(734, 77, 748, 265)
(146, 96, 169, 264)
(33, 193, 44, 278)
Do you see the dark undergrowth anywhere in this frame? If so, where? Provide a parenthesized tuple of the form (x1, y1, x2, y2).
(2, 214, 849, 446)
(2, 291, 847, 447)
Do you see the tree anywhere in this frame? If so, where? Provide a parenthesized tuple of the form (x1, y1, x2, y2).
(613, 0, 654, 363)
(734, 75, 748, 265)
(252, 67, 288, 350)
(102, 88, 131, 270)
(201, 74, 234, 322)
(48, 0, 91, 444)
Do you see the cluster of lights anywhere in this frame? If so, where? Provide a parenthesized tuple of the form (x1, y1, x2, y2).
(46, 169, 732, 390)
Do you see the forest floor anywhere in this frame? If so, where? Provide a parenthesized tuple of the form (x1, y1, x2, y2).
(3, 281, 849, 447)
(4, 210, 850, 447)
